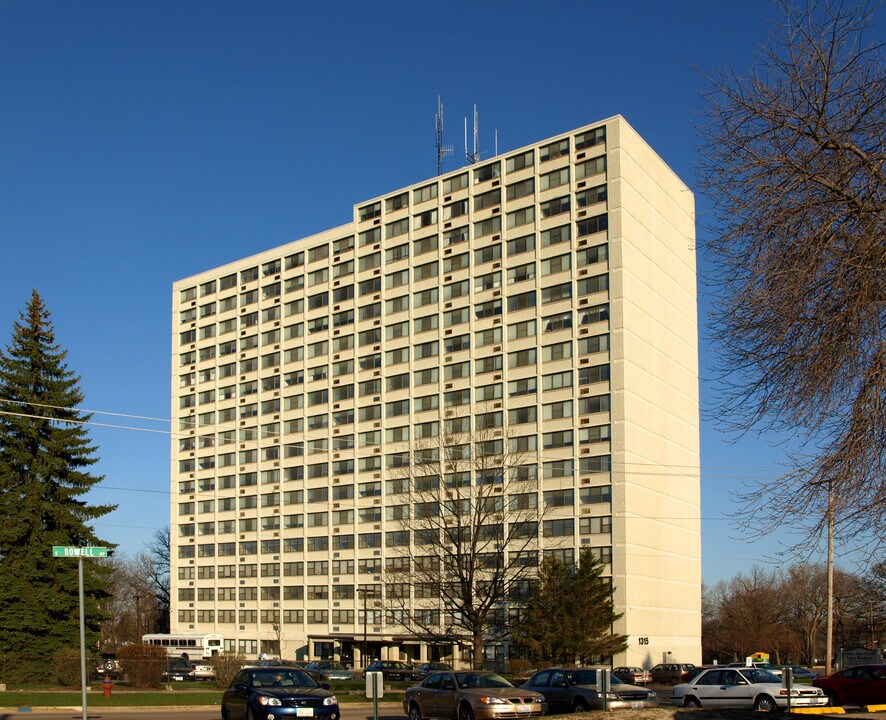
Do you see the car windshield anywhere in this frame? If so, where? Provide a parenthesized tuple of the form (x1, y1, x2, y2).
(251, 670, 319, 688)
(385, 661, 409, 669)
(321, 662, 345, 669)
(739, 669, 780, 684)
(565, 669, 624, 687)
(455, 672, 513, 689)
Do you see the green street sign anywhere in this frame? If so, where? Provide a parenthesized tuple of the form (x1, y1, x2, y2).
(52, 546, 109, 558)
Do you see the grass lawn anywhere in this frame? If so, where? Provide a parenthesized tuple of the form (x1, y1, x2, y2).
(1, 683, 407, 708)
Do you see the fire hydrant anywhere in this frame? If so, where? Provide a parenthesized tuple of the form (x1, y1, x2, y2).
(103, 674, 112, 697)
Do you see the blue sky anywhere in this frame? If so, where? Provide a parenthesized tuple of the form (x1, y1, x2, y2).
(3, 0, 877, 584)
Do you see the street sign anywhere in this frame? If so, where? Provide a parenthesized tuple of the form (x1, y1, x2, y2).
(52, 546, 109, 558)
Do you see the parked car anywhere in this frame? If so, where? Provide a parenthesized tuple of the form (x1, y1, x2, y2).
(404, 670, 546, 720)
(522, 667, 658, 713)
(680, 666, 715, 683)
(650, 663, 695, 685)
(613, 667, 651, 685)
(303, 661, 353, 681)
(163, 658, 196, 681)
(221, 667, 339, 720)
(728, 662, 783, 677)
(95, 653, 122, 678)
(673, 666, 828, 712)
(363, 659, 423, 681)
(192, 660, 216, 680)
(813, 664, 886, 707)
(785, 666, 818, 679)
(416, 662, 452, 676)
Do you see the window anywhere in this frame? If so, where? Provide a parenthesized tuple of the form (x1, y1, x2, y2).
(580, 424, 611, 444)
(577, 214, 608, 237)
(506, 150, 533, 172)
(507, 206, 534, 229)
(474, 189, 500, 211)
(333, 235, 355, 254)
(475, 327, 502, 347)
(579, 393, 611, 415)
(575, 126, 606, 149)
(444, 280, 468, 300)
(414, 394, 439, 412)
(576, 184, 607, 208)
(508, 348, 536, 368)
(576, 156, 607, 179)
(541, 224, 571, 247)
(414, 183, 437, 203)
(579, 364, 610, 385)
(445, 334, 469, 353)
(443, 225, 469, 246)
(359, 202, 381, 221)
(543, 399, 573, 420)
(508, 291, 536, 312)
(443, 252, 469, 273)
(509, 405, 537, 424)
(475, 355, 502, 374)
(474, 216, 502, 238)
(542, 282, 572, 305)
(577, 274, 609, 296)
(386, 192, 408, 213)
(359, 252, 381, 272)
(542, 341, 572, 362)
(473, 161, 500, 183)
(444, 307, 469, 327)
(540, 138, 569, 161)
(542, 311, 572, 333)
(578, 333, 610, 356)
(415, 261, 438, 281)
(540, 167, 570, 191)
(544, 430, 574, 448)
(442, 173, 468, 194)
(414, 235, 438, 256)
(415, 315, 438, 333)
(543, 371, 573, 392)
(508, 377, 537, 397)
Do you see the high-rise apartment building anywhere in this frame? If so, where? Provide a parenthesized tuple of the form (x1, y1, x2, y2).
(170, 115, 700, 668)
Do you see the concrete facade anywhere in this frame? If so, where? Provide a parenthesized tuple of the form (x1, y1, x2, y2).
(170, 115, 700, 668)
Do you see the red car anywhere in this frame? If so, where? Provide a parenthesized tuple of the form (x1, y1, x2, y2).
(813, 664, 886, 707)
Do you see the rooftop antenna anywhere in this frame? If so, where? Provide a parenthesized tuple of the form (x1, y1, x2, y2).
(465, 104, 480, 164)
(435, 96, 453, 175)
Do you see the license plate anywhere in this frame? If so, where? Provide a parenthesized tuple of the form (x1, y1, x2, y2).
(516, 704, 532, 713)
(296, 709, 314, 717)
(631, 702, 644, 709)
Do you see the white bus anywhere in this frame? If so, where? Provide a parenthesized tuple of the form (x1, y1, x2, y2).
(142, 633, 224, 660)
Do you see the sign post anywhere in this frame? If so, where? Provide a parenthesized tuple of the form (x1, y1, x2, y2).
(52, 546, 109, 720)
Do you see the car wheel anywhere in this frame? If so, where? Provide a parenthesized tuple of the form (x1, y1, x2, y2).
(572, 698, 590, 713)
(246, 706, 256, 720)
(103, 660, 116, 671)
(221, 707, 230, 720)
(409, 702, 423, 720)
(683, 696, 702, 709)
(823, 690, 841, 707)
(459, 702, 475, 720)
(754, 695, 778, 713)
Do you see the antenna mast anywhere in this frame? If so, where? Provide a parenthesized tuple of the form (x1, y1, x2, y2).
(435, 96, 453, 175)
(465, 104, 480, 164)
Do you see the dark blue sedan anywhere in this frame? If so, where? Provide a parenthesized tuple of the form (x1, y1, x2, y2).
(221, 667, 340, 720)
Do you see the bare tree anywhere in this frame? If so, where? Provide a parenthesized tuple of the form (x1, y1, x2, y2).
(98, 555, 162, 648)
(136, 526, 170, 633)
(383, 414, 548, 669)
(697, 1, 886, 554)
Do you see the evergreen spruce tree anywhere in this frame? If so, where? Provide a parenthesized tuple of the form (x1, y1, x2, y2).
(511, 548, 627, 664)
(0, 291, 115, 680)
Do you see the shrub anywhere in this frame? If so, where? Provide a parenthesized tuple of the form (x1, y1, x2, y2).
(52, 648, 83, 687)
(118, 643, 167, 688)
(508, 658, 533, 680)
(211, 653, 246, 688)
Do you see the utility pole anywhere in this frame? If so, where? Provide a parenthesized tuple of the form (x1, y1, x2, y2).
(825, 480, 835, 676)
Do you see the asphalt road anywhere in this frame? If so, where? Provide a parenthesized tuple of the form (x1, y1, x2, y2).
(0, 701, 405, 720)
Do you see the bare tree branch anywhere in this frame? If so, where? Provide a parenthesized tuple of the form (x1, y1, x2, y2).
(697, 0, 886, 555)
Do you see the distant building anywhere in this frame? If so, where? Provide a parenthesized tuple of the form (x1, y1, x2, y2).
(170, 115, 701, 667)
